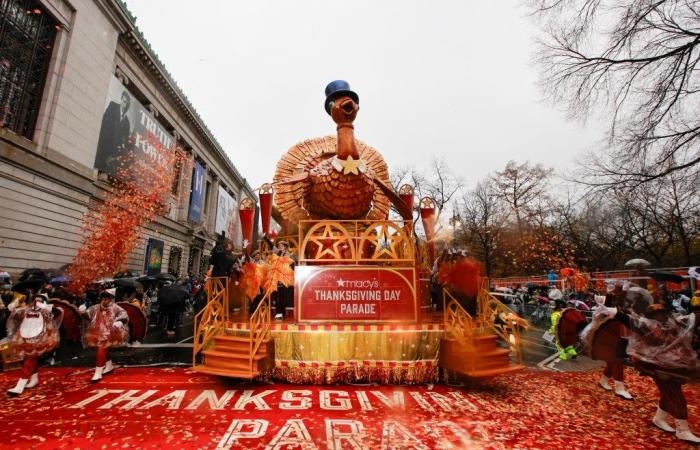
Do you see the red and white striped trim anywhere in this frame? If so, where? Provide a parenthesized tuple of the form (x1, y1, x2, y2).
(226, 322, 444, 332)
(275, 359, 437, 369)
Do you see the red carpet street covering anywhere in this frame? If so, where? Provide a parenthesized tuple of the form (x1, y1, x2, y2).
(0, 367, 699, 449)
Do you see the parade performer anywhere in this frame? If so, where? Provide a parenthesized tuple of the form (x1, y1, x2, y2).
(691, 289, 700, 312)
(606, 296, 700, 443)
(270, 240, 295, 320)
(79, 289, 129, 382)
(550, 299, 577, 360)
(6, 293, 63, 396)
(581, 292, 634, 400)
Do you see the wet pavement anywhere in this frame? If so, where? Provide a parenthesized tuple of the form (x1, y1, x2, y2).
(46, 310, 195, 368)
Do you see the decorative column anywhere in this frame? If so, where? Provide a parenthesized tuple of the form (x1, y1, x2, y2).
(259, 183, 274, 236)
(239, 197, 256, 255)
(206, 173, 220, 235)
(176, 146, 194, 223)
(398, 184, 415, 220)
(419, 197, 437, 264)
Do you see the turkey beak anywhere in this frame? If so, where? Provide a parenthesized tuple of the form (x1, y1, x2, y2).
(340, 99, 356, 115)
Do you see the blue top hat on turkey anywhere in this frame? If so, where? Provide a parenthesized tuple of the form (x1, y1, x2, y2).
(324, 80, 359, 114)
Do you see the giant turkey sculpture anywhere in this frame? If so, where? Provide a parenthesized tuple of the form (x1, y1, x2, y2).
(274, 81, 409, 221)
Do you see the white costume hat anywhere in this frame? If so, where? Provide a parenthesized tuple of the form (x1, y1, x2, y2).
(689, 267, 700, 281)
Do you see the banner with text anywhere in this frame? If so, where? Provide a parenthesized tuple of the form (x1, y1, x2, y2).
(93, 75, 174, 186)
(295, 266, 417, 322)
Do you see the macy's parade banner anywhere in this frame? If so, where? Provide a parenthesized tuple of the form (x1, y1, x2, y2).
(295, 266, 417, 322)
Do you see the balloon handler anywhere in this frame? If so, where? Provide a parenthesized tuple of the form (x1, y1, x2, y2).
(549, 299, 577, 360)
(79, 289, 129, 383)
(6, 293, 63, 396)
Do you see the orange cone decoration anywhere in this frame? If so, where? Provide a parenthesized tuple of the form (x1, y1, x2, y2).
(419, 197, 437, 264)
(239, 197, 256, 255)
(399, 184, 415, 218)
(259, 183, 274, 236)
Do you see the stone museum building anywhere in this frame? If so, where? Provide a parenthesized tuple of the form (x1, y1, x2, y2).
(0, 0, 256, 277)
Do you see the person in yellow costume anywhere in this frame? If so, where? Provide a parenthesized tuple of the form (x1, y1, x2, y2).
(691, 290, 700, 312)
(550, 299, 577, 360)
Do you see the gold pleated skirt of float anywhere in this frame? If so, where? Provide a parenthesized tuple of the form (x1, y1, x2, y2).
(225, 321, 443, 384)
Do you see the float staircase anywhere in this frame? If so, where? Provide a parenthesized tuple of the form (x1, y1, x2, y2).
(193, 334, 274, 378)
(439, 287, 527, 378)
(193, 277, 274, 379)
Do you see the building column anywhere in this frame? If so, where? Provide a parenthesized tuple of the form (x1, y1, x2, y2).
(207, 173, 220, 236)
(177, 146, 194, 223)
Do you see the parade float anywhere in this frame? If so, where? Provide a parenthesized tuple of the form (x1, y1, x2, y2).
(192, 81, 528, 384)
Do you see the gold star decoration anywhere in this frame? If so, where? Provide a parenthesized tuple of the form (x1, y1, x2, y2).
(308, 223, 348, 259)
(331, 155, 366, 175)
(367, 224, 405, 259)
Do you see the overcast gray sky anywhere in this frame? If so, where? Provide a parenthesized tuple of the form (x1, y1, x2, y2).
(124, 0, 604, 191)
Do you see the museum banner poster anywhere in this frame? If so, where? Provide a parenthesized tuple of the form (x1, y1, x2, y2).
(215, 186, 241, 242)
(188, 161, 205, 223)
(93, 75, 175, 186)
(295, 266, 417, 322)
(144, 238, 164, 275)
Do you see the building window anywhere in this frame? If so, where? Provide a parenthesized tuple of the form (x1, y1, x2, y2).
(168, 246, 182, 277)
(0, 1, 57, 138)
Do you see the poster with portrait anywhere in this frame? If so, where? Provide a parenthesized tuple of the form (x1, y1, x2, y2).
(144, 238, 164, 275)
(188, 161, 205, 223)
(215, 187, 242, 244)
(93, 75, 175, 187)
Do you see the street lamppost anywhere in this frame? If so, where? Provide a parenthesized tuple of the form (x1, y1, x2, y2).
(449, 208, 461, 246)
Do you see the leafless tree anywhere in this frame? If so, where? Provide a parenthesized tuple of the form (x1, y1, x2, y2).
(491, 160, 553, 228)
(387, 159, 464, 238)
(529, 0, 700, 187)
(460, 180, 509, 276)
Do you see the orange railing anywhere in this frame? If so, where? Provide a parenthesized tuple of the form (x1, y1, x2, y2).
(298, 219, 414, 265)
(477, 278, 528, 363)
(490, 267, 694, 291)
(248, 292, 271, 372)
(443, 289, 476, 373)
(192, 277, 229, 366)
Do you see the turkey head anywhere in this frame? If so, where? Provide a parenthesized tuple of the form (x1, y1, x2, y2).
(305, 94, 375, 219)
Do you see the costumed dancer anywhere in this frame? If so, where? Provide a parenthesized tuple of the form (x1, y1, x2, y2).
(606, 295, 700, 443)
(691, 289, 700, 312)
(79, 289, 129, 382)
(270, 239, 295, 320)
(6, 293, 63, 396)
(550, 299, 577, 360)
(248, 250, 266, 312)
(590, 286, 633, 400)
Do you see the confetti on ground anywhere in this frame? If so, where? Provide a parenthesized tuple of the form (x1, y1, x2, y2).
(0, 367, 698, 449)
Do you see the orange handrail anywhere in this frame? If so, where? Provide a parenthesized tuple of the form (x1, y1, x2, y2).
(248, 291, 271, 373)
(477, 278, 528, 363)
(192, 277, 229, 366)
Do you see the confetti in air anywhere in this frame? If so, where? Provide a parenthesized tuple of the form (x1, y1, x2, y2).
(66, 137, 190, 295)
